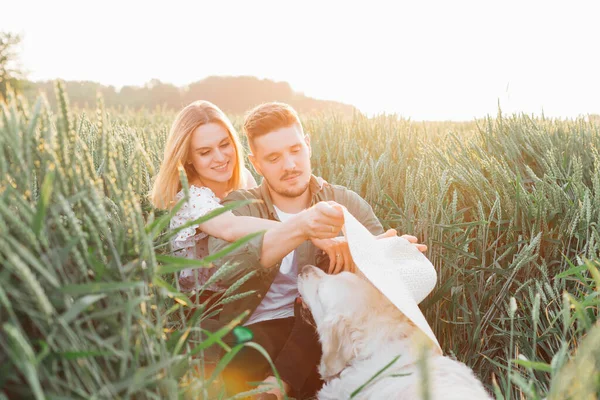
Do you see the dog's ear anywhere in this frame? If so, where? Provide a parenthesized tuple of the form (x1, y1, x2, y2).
(319, 316, 357, 379)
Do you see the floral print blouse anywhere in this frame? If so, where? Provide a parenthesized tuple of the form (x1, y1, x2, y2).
(170, 186, 225, 292)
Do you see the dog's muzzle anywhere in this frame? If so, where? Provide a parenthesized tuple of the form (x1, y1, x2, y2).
(299, 264, 320, 278)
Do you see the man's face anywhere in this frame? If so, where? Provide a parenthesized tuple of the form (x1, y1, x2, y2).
(249, 124, 312, 198)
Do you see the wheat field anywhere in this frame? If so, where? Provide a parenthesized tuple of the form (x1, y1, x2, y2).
(2, 82, 600, 399)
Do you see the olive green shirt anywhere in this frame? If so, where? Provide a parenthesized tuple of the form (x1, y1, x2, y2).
(207, 175, 384, 327)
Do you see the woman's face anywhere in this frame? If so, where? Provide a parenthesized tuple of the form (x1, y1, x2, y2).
(187, 122, 236, 185)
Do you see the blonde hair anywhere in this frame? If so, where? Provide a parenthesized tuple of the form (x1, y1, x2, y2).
(243, 102, 302, 150)
(151, 100, 245, 209)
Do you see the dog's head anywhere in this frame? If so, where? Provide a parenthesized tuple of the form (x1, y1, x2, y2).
(298, 265, 414, 380)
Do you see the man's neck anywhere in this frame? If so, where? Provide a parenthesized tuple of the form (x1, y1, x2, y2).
(269, 187, 311, 214)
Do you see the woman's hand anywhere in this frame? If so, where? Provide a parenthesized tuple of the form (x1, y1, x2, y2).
(311, 236, 355, 274)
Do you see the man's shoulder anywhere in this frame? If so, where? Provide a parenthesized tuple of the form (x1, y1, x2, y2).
(318, 178, 383, 234)
(318, 180, 364, 204)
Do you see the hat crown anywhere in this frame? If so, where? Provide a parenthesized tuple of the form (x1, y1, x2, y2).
(379, 236, 422, 261)
(355, 235, 436, 303)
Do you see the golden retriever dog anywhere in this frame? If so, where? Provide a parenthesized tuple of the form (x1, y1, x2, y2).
(297, 265, 492, 400)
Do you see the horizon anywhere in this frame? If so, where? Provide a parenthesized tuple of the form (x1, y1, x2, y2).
(2, 0, 600, 121)
(21, 75, 600, 123)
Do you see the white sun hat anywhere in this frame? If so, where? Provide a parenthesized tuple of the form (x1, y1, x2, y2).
(342, 208, 442, 354)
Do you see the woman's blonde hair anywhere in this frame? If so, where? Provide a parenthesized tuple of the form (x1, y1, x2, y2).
(151, 100, 245, 209)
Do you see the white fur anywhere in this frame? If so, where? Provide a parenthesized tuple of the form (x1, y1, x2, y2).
(297, 265, 492, 400)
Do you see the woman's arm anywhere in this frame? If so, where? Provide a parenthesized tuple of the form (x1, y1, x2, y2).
(197, 169, 264, 241)
(198, 211, 279, 243)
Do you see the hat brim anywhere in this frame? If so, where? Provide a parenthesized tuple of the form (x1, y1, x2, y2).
(342, 208, 442, 354)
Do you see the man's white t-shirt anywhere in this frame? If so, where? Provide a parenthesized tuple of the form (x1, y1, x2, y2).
(245, 205, 300, 326)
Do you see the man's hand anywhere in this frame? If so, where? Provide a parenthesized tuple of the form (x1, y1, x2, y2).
(377, 229, 428, 253)
(311, 236, 355, 274)
(297, 201, 345, 240)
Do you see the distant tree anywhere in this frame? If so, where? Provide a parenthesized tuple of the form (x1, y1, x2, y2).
(0, 32, 26, 101)
(144, 79, 182, 109)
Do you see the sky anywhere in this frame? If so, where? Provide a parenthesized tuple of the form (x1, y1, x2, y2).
(2, 0, 599, 120)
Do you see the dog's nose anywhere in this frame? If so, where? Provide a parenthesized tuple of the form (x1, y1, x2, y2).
(300, 265, 316, 277)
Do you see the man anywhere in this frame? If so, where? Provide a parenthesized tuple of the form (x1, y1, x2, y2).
(208, 102, 424, 399)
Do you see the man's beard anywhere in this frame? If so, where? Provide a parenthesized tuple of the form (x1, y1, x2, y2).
(272, 181, 311, 198)
(267, 171, 310, 198)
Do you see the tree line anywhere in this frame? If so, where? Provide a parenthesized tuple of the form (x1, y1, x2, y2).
(22, 76, 359, 116)
(1, 32, 357, 116)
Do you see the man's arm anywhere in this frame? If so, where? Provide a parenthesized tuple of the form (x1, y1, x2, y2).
(341, 189, 426, 251)
(339, 188, 385, 236)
